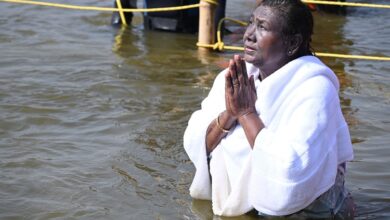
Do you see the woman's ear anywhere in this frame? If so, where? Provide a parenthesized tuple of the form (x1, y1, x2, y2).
(287, 34, 303, 56)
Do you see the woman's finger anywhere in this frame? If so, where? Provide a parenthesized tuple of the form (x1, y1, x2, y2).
(249, 75, 256, 95)
(230, 59, 239, 87)
(234, 55, 246, 86)
(225, 67, 234, 95)
(240, 56, 249, 84)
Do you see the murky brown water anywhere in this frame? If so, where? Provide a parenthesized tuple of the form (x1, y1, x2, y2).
(0, 0, 389, 219)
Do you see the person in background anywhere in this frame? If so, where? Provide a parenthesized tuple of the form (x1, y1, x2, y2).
(184, 0, 355, 218)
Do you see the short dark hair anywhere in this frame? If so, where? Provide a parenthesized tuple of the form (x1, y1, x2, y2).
(257, 0, 314, 56)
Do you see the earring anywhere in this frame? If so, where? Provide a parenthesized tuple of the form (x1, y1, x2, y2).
(288, 50, 292, 55)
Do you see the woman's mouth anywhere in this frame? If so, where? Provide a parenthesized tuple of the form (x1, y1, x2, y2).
(244, 45, 256, 53)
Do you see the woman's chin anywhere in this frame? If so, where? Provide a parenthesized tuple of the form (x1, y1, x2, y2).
(243, 53, 256, 64)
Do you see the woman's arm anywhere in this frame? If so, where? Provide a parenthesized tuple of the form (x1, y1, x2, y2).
(238, 111, 264, 147)
(205, 110, 236, 155)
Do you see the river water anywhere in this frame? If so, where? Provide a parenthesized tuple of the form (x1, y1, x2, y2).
(0, 0, 389, 219)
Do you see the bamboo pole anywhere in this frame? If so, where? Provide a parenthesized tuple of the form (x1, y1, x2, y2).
(198, 0, 216, 51)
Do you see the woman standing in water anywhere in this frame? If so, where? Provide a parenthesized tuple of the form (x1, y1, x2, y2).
(184, 0, 355, 218)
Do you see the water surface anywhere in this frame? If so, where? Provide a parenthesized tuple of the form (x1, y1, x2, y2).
(0, 0, 389, 219)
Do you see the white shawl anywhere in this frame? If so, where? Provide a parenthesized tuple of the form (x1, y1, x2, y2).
(183, 56, 354, 216)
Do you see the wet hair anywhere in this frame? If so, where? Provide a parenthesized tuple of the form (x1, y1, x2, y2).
(257, 0, 314, 56)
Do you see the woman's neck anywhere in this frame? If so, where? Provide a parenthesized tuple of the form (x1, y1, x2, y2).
(257, 60, 287, 81)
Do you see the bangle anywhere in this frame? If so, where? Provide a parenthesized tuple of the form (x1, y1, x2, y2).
(215, 113, 230, 133)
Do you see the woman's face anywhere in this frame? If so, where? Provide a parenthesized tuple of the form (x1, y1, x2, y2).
(243, 6, 289, 73)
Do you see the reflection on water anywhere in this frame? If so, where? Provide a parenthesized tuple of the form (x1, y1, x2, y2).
(0, 0, 389, 219)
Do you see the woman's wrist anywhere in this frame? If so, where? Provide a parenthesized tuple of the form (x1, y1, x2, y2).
(237, 110, 257, 123)
(205, 111, 236, 155)
(237, 110, 264, 148)
(216, 111, 236, 133)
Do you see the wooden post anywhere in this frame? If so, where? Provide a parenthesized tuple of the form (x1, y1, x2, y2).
(198, 0, 217, 51)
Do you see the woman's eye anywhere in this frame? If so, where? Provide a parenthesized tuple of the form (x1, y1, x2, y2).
(256, 23, 265, 30)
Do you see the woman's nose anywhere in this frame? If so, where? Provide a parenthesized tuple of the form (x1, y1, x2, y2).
(243, 25, 255, 42)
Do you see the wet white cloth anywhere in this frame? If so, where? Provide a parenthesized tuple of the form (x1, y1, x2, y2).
(183, 56, 354, 216)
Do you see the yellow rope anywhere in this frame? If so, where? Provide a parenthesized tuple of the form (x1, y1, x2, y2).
(1, 0, 389, 61)
(198, 14, 390, 61)
(217, 18, 248, 43)
(211, 18, 248, 51)
(197, 43, 390, 61)
(0, 0, 201, 12)
(1, 0, 388, 11)
(314, 52, 390, 61)
(301, 0, 390, 9)
(2, 0, 389, 12)
(115, 0, 127, 26)
(197, 42, 245, 51)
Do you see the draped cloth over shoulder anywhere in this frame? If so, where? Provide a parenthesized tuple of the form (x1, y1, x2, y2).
(183, 56, 354, 216)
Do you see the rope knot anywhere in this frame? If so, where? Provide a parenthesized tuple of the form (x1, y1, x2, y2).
(213, 42, 224, 51)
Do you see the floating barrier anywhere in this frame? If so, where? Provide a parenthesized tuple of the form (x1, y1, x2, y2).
(0, 0, 389, 61)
